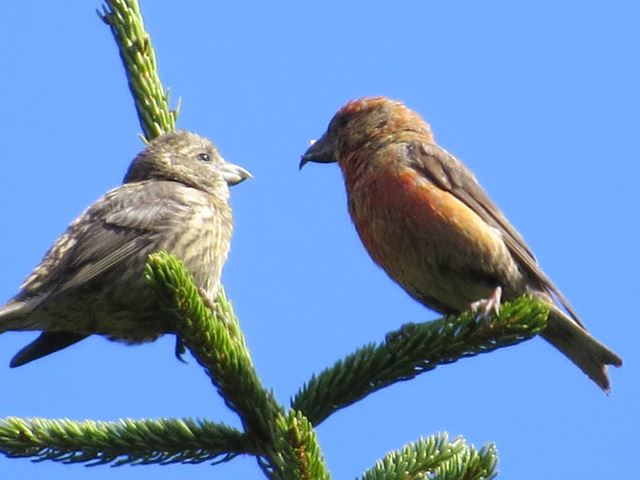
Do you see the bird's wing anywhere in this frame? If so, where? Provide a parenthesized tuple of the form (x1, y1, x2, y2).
(408, 141, 583, 327)
(17, 182, 193, 304)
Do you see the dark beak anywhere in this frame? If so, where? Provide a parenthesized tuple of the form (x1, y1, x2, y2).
(299, 132, 336, 169)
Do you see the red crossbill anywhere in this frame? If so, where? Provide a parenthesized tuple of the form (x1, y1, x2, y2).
(0, 130, 251, 367)
(300, 96, 622, 392)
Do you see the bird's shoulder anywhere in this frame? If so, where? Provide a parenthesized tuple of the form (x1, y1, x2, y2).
(404, 140, 537, 258)
(89, 181, 200, 229)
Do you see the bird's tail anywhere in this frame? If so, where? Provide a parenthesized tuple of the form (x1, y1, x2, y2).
(0, 299, 89, 366)
(541, 305, 622, 393)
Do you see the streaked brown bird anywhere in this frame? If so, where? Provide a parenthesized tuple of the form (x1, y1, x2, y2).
(0, 130, 251, 367)
(300, 96, 622, 392)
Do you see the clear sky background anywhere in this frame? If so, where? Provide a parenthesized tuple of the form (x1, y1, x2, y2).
(0, 2, 637, 479)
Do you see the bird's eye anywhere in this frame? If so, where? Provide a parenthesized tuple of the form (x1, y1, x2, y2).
(328, 113, 352, 133)
(197, 152, 211, 163)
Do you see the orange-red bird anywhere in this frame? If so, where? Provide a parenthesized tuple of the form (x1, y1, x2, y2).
(300, 96, 621, 392)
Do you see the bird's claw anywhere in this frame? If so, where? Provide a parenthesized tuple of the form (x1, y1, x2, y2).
(470, 286, 502, 319)
(174, 336, 188, 363)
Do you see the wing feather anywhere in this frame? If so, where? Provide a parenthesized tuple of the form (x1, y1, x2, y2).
(408, 142, 583, 327)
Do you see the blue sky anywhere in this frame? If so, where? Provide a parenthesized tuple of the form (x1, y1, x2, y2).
(0, 2, 637, 478)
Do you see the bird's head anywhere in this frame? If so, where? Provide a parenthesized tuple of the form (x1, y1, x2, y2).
(299, 96, 433, 171)
(124, 131, 252, 195)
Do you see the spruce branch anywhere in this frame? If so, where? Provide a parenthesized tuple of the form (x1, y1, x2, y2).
(144, 252, 282, 451)
(145, 252, 332, 477)
(292, 296, 548, 426)
(431, 443, 497, 480)
(269, 410, 330, 480)
(0, 417, 250, 466)
(99, 0, 178, 140)
(360, 433, 497, 480)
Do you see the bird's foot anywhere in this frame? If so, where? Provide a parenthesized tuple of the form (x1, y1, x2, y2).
(470, 286, 502, 319)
